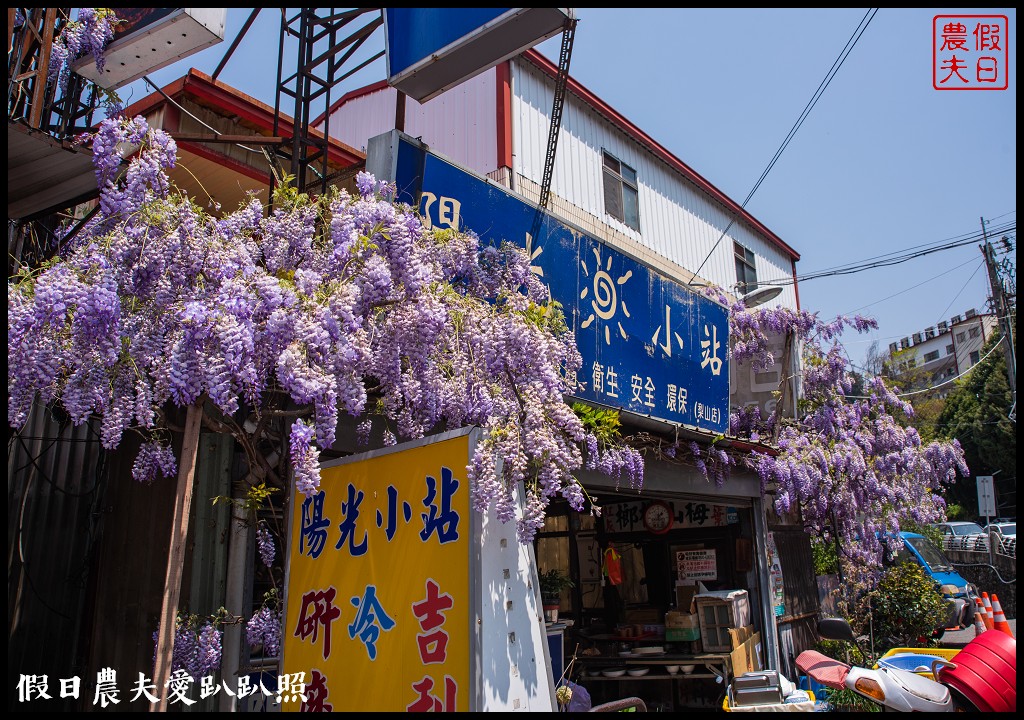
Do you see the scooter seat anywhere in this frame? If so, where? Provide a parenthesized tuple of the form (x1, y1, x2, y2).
(796, 650, 849, 689)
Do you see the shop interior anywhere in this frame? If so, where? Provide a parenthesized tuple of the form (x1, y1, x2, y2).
(534, 491, 766, 711)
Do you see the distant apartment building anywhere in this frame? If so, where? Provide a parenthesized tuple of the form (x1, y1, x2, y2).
(886, 308, 998, 395)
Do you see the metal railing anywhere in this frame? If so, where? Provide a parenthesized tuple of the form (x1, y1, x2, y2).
(940, 533, 1016, 560)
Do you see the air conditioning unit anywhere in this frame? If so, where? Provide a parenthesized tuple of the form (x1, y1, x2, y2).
(937, 321, 949, 333)
(889, 342, 899, 354)
(913, 332, 923, 345)
(900, 337, 910, 350)
(965, 308, 977, 318)
(925, 327, 935, 339)
(950, 314, 962, 324)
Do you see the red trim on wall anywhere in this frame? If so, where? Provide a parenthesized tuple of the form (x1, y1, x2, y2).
(495, 61, 513, 170)
(177, 141, 269, 184)
(791, 259, 801, 311)
(522, 49, 800, 262)
(312, 79, 391, 128)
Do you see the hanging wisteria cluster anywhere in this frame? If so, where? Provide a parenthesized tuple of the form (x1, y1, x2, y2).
(47, 8, 118, 92)
(8, 115, 640, 547)
(710, 288, 968, 568)
(152, 615, 222, 680)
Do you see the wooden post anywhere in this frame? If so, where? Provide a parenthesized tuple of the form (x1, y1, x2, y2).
(152, 402, 204, 712)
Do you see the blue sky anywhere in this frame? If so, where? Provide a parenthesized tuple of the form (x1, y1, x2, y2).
(118, 8, 1017, 369)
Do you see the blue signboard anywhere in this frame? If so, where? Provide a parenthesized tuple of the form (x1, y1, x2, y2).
(391, 136, 730, 434)
(385, 9, 512, 78)
(384, 8, 570, 102)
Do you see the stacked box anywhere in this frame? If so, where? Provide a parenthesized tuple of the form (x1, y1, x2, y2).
(664, 610, 700, 642)
(694, 590, 751, 652)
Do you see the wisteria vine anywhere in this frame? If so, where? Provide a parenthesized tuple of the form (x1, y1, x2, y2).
(8, 115, 641, 547)
(47, 8, 118, 92)
(707, 288, 968, 568)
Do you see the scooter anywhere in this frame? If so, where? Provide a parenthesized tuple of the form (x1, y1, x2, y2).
(796, 618, 1016, 712)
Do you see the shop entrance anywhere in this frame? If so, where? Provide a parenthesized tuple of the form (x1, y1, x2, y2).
(535, 491, 764, 711)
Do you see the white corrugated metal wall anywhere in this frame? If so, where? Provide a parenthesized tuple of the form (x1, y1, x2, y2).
(322, 59, 798, 311)
(511, 58, 799, 311)
(321, 72, 498, 177)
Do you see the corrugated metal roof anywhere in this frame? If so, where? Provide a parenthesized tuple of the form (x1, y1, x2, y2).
(7, 121, 99, 220)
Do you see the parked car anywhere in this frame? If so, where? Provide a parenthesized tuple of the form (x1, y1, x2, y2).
(896, 531, 978, 634)
(934, 521, 986, 538)
(983, 521, 1015, 539)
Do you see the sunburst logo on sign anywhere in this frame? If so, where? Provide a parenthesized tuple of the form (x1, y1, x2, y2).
(580, 246, 632, 345)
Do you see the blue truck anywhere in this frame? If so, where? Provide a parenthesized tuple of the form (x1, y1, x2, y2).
(896, 531, 978, 634)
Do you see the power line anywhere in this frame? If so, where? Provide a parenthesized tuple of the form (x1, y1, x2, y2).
(691, 8, 878, 280)
(846, 336, 1005, 399)
(932, 261, 986, 329)
(757, 220, 1015, 287)
(843, 256, 980, 315)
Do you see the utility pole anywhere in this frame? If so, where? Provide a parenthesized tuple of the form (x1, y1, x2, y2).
(980, 216, 1016, 398)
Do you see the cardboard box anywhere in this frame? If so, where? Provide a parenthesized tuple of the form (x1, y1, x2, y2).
(626, 608, 663, 624)
(730, 631, 763, 676)
(665, 611, 700, 629)
(728, 624, 756, 650)
(675, 584, 700, 612)
(666, 626, 701, 642)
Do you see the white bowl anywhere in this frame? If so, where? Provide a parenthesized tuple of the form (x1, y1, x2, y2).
(626, 667, 649, 677)
(665, 665, 680, 675)
(681, 664, 696, 674)
(602, 668, 626, 678)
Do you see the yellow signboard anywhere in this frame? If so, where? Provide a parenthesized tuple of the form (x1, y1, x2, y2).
(283, 432, 472, 711)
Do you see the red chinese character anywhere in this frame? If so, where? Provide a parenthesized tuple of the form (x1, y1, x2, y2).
(294, 587, 342, 660)
(711, 506, 725, 526)
(973, 23, 1002, 51)
(412, 579, 454, 664)
(939, 55, 969, 84)
(406, 676, 457, 712)
(977, 56, 1000, 83)
(940, 22, 969, 51)
(300, 671, 332, 713)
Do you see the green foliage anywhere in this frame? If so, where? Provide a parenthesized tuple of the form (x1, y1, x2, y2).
(571, 402, 621, 447)
(813, 639, 880, 712)
(866, 561, 948, 648)
(824, 687, 882, 712)
(933, 332, 1015, 513)
(944, 502, 966, 521)
(211, 480, 279, 518)
(538, 568, 574, 598)
(811, 537, 839, 576)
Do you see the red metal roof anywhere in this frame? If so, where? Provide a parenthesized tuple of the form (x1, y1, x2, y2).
(122, 69, 365, 167)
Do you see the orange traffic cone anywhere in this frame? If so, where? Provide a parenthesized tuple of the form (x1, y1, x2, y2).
(973, 598, 988, 635)
(981, 592, 995, 630)
(990, 594, 1014, 638)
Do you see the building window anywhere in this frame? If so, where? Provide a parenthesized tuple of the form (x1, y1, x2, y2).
(956, 332, 966, 342)
(907, 358, 916, 368)
(970, 350, 980, 365)
(969, 326, 981, 338)
(946, 344, 954, 355)
(602, 151, 640, 232)
(734, 242, 758, 295)
(923, 350, 940, 362)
